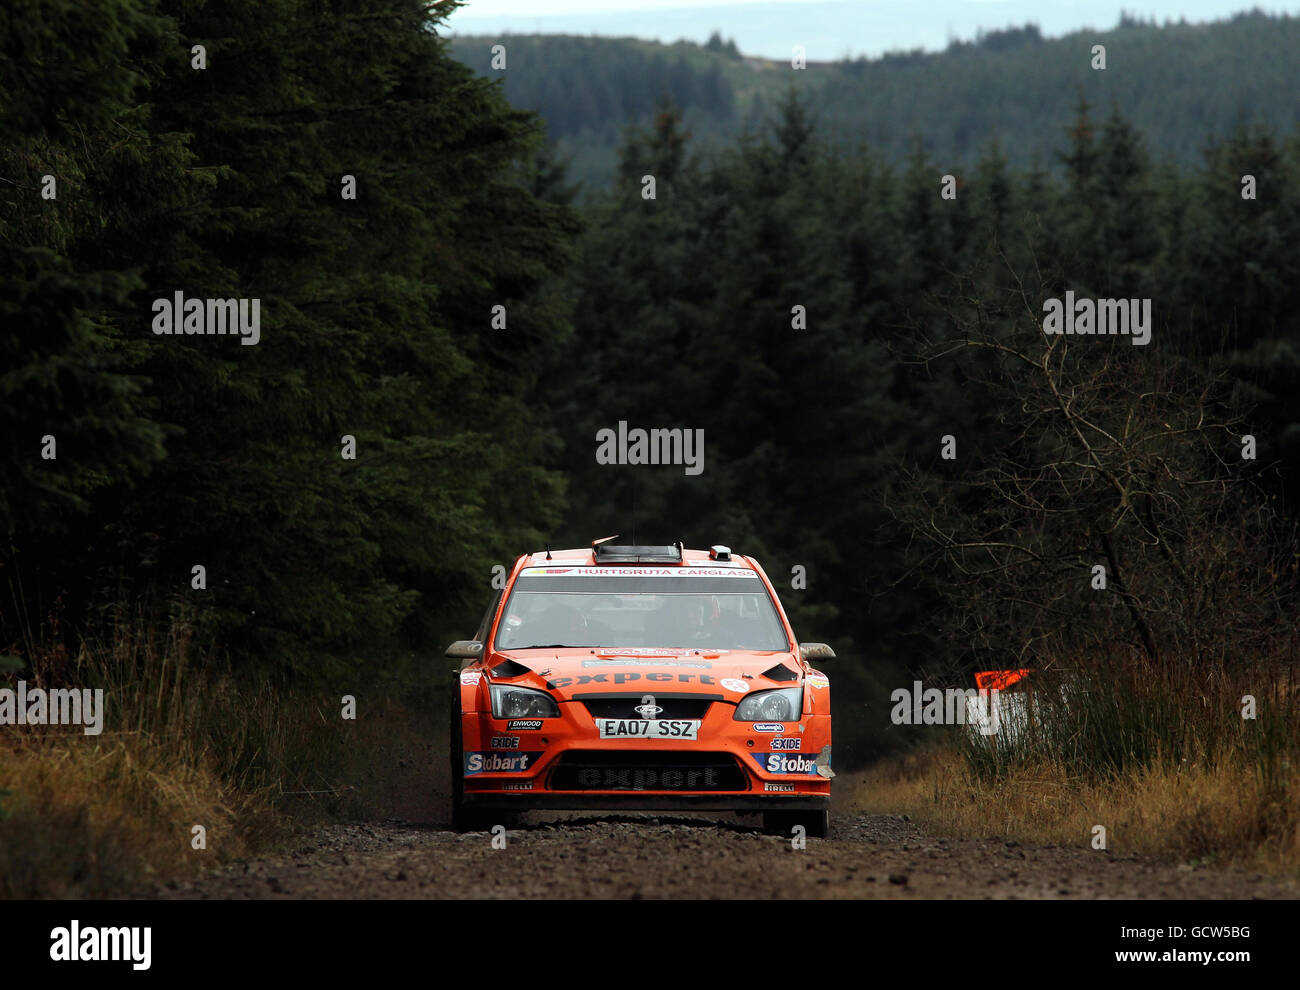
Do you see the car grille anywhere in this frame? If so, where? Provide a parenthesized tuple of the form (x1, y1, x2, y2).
(577, 693, 717, 720)
(550, 751, 747, 791)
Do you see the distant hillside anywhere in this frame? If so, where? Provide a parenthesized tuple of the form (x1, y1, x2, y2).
(447, 10, 1300, 192)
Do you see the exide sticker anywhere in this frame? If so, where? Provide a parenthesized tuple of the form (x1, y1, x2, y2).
(490, 736, 521, 749)
(506, 719, 543, 730)
(770, 737, 800, 750)
(752, 722, 785, 732)
(753, 752, 820, 774)
(464, 751, 538, 774)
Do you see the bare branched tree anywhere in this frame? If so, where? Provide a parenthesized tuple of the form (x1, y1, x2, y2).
(888, 255, 1297, 674)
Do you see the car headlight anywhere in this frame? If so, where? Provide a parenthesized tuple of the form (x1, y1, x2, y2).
(734, 688, 803, 721)
(490, 684, 560, 719)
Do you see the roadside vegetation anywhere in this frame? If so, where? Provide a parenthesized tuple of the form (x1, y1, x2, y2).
(0, 609, 443, 897)
(848, 649, 1299, 872)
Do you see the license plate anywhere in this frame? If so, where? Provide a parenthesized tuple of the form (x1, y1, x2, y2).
(595, 718, 700, 739)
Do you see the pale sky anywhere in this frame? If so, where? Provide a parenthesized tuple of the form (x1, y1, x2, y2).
(462, 0, 786, 9)
(445, 0, 1300, 58)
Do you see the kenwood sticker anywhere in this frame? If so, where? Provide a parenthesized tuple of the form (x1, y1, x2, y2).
(506, 719, 543, 730)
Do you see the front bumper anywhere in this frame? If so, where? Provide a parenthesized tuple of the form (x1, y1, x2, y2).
(459, 695, 832, 806)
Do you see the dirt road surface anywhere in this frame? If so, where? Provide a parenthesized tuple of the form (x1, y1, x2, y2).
(139, 804, 1300, 900)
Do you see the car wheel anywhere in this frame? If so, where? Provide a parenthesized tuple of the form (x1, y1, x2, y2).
(763, 809, 830, 840)
(449, 684, 482, 831)
(449, 682, 521, 832)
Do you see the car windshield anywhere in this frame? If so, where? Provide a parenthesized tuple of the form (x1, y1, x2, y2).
(493, 567, 790, 651)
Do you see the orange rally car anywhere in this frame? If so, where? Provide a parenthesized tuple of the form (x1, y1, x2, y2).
(447, 539, 835, 837)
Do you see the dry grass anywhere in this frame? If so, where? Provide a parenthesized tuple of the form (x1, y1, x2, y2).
(0, 608, 445, 898)
(844, 739, 1300, 873)
(0, 730, 275, 898)
(841, 648, 1300, 875)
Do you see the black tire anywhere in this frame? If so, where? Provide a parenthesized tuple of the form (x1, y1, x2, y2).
(449, 684, 475, 831)
(763, 808, 830, 840)
(449, 681, 512, 832)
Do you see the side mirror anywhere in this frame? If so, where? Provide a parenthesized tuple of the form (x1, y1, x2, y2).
(799, 642, 836, 662)
(445, 640, 484, 660)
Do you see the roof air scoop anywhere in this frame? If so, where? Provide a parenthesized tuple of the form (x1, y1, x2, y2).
(592, 536, 683, 563)
(709, 544, 731, 561)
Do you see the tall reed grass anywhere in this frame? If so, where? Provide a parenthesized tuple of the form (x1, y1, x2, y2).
(0, 605, 444, 897)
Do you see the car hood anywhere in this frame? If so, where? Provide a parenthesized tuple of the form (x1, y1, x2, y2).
(488, 647, 804, 701)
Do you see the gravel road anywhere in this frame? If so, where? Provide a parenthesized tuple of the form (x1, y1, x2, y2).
(140, 804, 1300, 900)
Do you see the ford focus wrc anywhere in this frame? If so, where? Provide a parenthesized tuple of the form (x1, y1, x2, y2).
(447, 539, 835, 836)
